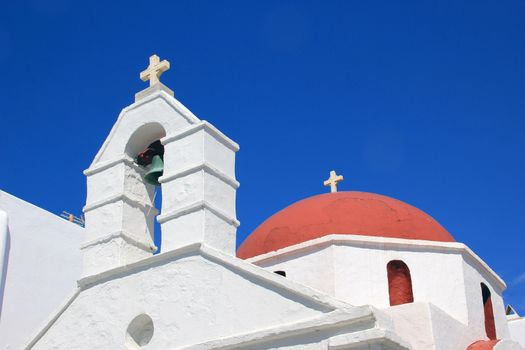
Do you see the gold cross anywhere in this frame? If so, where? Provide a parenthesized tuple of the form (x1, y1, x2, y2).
(140, 54, 170, 87)
(324, 170, 344, 193)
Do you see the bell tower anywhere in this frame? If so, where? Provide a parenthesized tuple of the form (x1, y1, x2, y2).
(81, 55, 239, 277)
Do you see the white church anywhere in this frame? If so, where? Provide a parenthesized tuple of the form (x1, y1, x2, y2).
(1, 55, 524, 350)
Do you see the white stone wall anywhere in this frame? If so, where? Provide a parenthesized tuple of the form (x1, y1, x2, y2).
(82, 90, 240, 277)
(250, 235, 514, 347)
(27, 243, 416, 349)
(254, 238, 470, 323)
(256, 244, 335, 296)
(30, 249, 390, 350)
(508, 318, 525, 347)
(385, 302, 481, 350)
(0, 191, 84, 350)
(332, 243, 468, 323)
(461, 256, 509, 339)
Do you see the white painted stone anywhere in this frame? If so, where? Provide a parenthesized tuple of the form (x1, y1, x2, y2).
(508, 317, 525, 347)
(27, 245, 400, 350)
(0, 191, 84, 350)
(256, 244, 335, 296)
(495, 339, 525, 350)
(462, 255, 509, 339)
(250, 234, 522, 349)
(385, 302, 481, 350)
(83, 89, 240, 277)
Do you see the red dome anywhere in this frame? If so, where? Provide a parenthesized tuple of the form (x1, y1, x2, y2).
(466, 340, 500, 350)
(238, 191, 454, 259)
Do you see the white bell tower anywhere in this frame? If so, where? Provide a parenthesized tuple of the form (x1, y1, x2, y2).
(81, 55, 240, 277)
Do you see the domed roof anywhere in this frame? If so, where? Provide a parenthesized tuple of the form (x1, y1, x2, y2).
(466, 340, 500, 350)
(237, 191, 454, 259)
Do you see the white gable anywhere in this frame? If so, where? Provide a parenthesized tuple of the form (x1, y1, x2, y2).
(28, 245, 400, 350)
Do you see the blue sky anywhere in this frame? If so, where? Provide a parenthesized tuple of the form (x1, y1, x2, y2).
(1, 1, 524, 312)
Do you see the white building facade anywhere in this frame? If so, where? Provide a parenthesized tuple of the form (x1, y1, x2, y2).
(0, 56, 524, 350)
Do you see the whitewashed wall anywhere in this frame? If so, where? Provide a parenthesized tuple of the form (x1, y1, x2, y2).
(385, 301, 482, 350)
(508, 318, 525, 347)
(332, 243, 469, 323)
(32, 254, 325, 349)
(251, 235, 513, 347)
(0, 191, 84, 350)
(461, 257, 509, 339)
(257, 245, 335, 296)
(255, 238, 470, 322)
(29, 248, 407, 350)
(82, 90, 240, 277)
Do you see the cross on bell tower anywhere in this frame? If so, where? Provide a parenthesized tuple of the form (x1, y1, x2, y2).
(324, 170, 344, 193)
(135, 54, 174, 101)
(140, 54, 170, 86)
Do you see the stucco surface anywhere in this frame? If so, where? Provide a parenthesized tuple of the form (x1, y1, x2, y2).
(249, 235, 522, 349)
(82, 91, 239, 277)
(257, 238, 470, 323)
(0, 191, 84, 350)
(508, 318, 525, 347)
(386, 302, 486, 350)
(494, 340, 525, 350)
(461, 257, 509, 340)
(31, 250, 380, 349)
(257, 244, 335, 296)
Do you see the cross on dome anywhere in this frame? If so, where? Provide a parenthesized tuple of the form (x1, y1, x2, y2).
(140, 54, 170, 87)
(323, 170, 343, 193)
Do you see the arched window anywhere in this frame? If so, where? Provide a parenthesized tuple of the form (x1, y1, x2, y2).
(481, 283, 496, 340)
(387, 260, 414, 306)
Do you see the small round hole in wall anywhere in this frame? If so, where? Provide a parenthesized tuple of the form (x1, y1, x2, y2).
(126, 314, 154, 349)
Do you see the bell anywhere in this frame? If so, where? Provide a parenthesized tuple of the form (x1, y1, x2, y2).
(144, 155, 164, 186)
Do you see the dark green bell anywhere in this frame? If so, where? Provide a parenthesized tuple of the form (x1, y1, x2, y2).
(144, 155, 164, 186)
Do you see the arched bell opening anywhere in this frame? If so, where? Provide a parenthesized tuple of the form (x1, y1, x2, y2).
(125, 122, 166, 158)
(125, 123, 167, 254)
